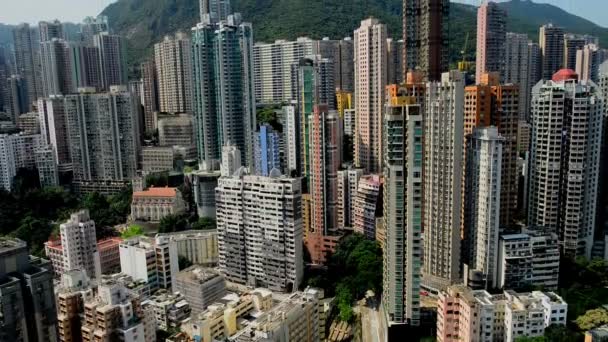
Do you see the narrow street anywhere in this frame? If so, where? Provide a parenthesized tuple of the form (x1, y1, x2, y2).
(360, 298, 386, 342)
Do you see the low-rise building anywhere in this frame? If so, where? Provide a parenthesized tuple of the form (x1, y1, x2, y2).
(141, 146, 175, 173)
(156, 230, 219, 266)
(175, 266, 227, 314)
(497, 229, 560, 290)
(141, 291, 191, 331)
(437, 285, 567, 342)
(56, 270, 95, 342)
(45, 236, 122, 277)
(190, 163, 221, 219)
(131, 187, 185, 222)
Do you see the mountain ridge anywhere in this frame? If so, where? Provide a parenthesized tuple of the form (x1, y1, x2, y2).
(89, 0, 608, 66)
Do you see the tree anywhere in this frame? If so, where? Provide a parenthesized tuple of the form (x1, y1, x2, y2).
(335, 282, 355, 322)
(11, 216, 53, 257)
(544, 324, 581, 342)
(191, 217, 216, 230)
(158, 214, 189, 233)
(121, 224, 144, 239)
(514, 337, 545, 342)
(576, 308, 608, 331)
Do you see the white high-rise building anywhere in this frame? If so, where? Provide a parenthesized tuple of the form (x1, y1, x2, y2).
(354, 18, 388, 174)
(337, 168, 363, 229)
(216, 165, 303, 292)
(64, 86, 139, 182)
(154, 32, 193, 113)
(383, 99, 423, 327)
(282, 104, 299, 174)
(353, 174, 381, 240)
(0, 133, 44, 191)
(528, 69, 603, 257)
(200, 0, 232, 23)
(253, 37, 315, 104)
(463, 127, 504, 290)
(576, 43, 601, 82)
(423, 71, 464, 291)
(60, 210, 101, 280)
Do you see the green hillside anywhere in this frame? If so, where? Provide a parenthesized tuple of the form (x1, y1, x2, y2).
(100, 0, 608, 67)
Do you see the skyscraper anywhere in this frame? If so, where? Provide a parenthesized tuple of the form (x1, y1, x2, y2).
(402, 0, 450, 81)
(192, 14, 256, 167)
(154, 33, 193, 114)
(254, 37, 315, 104)
(80, 16, 109, 46)
(383, 95, 422, 326)
(576, 43, 601, 82)
(94, 32, 128, 90)
(39, 20, 64, 42)
(40, 38, 73, 96)
(293, 56, 335, 179)
(337, 167, 363, 229)
(282, 104, 300, 174)
(563, 34, 586, 70)
(141, 60, 159, 132)
(0, 238, 58, 342)
(540, 24, 565, 80)
(307, 106, 342, 263)
(423, 71, 464, 290)
(528, 69, 603, 258)
(464, 73, 519, 229)
(64, 87, 139, 182)
(13, 23, 41, 108)
(463, 127, 503, 290)
(387, 38, 404, 85)
(38, 96, 72, 172)
(353, 174, 381, 240)
(354, 18, 387, 174)
(314, 37, 355, 92)
(254, 124, 281, 176)
(5, 75, 28, 121)
(68, 43, 102, 91)
(216, 163, 303, 292)
(504, 33, 541, 120)
(476, 1, 506, 82)
(200, 0, 232, 23)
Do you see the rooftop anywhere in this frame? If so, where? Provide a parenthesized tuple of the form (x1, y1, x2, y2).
(133, 187, 178, 198)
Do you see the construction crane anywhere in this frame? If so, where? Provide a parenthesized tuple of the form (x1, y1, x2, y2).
(458, 32, 473, 72)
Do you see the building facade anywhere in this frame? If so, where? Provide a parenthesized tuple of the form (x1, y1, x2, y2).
(476, 1, 506, 82)
(154, 33, 193, 113)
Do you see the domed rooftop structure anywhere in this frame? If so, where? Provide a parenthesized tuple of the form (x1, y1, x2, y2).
(552, 69, 578, 82)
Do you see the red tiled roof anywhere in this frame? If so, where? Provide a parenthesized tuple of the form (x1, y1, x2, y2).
(552, 69, 578, 82)
(133, 187, 178, 198)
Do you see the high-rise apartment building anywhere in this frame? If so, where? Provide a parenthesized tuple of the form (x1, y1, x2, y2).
(157, 113, 197, 158)
(402, 0, 450, 81)
(387, 38, 404, 86)
(539, 24, 565, 80)
(5, 75, 29, 121)
(38, 96, 72, 172)
(216, 167, 303, 292)
(35, 146, 59, 188)
(59, 210, 101, 280)
(423, 71, 464, 290)
(528, 69, 603, 257)
(64, 87, 138, 182)
(200, 0, 232, 23)
(253, 37, 315, 104)
(254, 124, 281, 176)
(576, 43, 601, 82)
(154, 33, 193, 113)
(564, 34, 587, 70)
(476, 1, 506, 82)
(383, 95, 423, 326)
(68, 43, 102, 91)
(141, 60, 159, 132)
(93, 32, 128, 90)
(0, 238, 58, 342)
(293, 56, 335, 179)
(307, 106, 342, 264)
(282, 104, 300, 174)
(464, 73, 519, 228)
(354, 18, 387, 174)
(80, 16, 109, 46)
(463, 127, 503, 290)
(337, 167, 363, 229)
(39, 20, 64, 42)
(314, 37, 355, 92)
(192, 14, 256, 167)
(13, 23, 41, 108)
(504, 33, 541, 120)
(56, 270, 94, 342)
(40, 38, 73, 96)
(0, 133, 44, 191)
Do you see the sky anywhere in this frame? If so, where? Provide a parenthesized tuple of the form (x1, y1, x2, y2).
(0, 0, 607, 27)
(455, 0, 608, 27)
(0, 0, 116, 25)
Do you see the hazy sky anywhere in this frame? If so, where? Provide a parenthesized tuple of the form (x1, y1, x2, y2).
(0, 0, 115, 25)
(455, 0, 608, 28)
(0, 0, 606, 27)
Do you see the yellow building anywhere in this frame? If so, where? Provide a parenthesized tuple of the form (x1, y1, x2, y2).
(336, 90, 353, 116)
